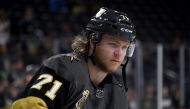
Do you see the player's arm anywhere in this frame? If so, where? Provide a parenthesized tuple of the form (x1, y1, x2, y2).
(10, 66, 69, 109)
(10, 96, 48, 109)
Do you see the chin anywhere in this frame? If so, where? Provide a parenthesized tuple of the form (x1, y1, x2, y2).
(107, 67, 119, 73)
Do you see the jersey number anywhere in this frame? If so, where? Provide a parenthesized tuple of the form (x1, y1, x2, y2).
(31, 74, 62, 100)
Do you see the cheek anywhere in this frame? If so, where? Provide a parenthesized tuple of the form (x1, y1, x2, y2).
(119, 50, 127, 62)
(97, 45, 114, 55)
(97, 48, 112, 58)
(122, 51, 127, 58)
(95, 48, 114, 64)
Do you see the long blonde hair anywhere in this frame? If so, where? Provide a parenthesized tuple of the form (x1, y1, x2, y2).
(71, 35, 89, 55)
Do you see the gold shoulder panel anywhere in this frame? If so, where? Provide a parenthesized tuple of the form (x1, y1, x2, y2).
(10, 96, 48, 109)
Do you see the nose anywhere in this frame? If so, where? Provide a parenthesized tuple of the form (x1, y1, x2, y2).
(114, 48, 123, 58)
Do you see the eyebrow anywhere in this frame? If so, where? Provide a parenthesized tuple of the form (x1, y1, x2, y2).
(102, 34, 129, 44)
(109, 40, 129, 47)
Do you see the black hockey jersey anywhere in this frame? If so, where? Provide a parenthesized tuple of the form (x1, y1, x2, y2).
(20, 53, 129, 109)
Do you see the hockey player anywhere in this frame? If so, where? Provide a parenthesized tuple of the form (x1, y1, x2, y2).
(10, 7, 136, 109)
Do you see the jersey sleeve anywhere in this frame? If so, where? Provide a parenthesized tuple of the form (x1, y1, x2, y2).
(14, 66, 70, 109)
(10, 96, 48, 109)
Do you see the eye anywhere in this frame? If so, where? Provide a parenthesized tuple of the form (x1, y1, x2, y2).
(122, 45, 129, 50)
(108, 42, 118, 47)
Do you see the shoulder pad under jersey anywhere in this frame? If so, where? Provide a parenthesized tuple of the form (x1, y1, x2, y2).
(42, 53, 89, 82)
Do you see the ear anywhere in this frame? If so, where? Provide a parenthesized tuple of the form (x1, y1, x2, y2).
(90, 38, 94, 47)
(88, 38, 94, 56)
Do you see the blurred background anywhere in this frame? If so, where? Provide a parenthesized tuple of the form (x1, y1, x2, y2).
(0, 0, 189, 109)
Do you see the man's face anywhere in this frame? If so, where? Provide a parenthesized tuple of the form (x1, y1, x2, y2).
(93, 34, 129, 73)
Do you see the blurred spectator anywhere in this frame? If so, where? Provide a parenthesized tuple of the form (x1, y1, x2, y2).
(7, 57, 25, 84)
(142, 83, 157, 109)
(128, 88, 137, 109)
(24, 64, 38, 83)
(53, 22, 73, 54)
(18, 6, 38, 38)
(0, 79, 9, 108)
(172, 86, 180, 109)
(0, 8, 10, 46)
(0, 8, 10, 72)
(162, 85, 174, 109)
(6, 85, 19, 105)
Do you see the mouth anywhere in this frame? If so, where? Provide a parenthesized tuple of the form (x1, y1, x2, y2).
(111, 60, 120, 63)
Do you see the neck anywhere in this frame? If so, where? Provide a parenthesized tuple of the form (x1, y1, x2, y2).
(87, 59, 108, 87)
